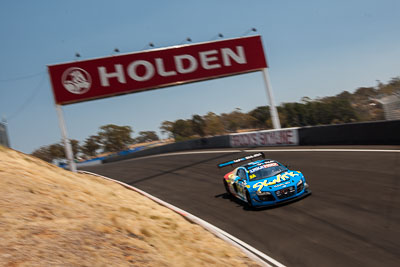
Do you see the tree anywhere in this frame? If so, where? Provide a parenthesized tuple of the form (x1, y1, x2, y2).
(32, 146, 53, 162)
(280, 103, 298, 127)
(191, 114, 206, 137)
(97, 124, 134, 152)
(135, 131, 159, 143)
(31, 139, 80, 162)
(160, 121, 174, 138)
(70, 139, 81, 158)
(48, 143, 65, 159)
(81, 135, 101, 157)
(56, 140, 80, 159)
(248, 106, 271, 129)
(203, 112, 224, 136)
(171, 119, 194, 141)
(220, 109, 245, 132)
(328, 98, 358, 123)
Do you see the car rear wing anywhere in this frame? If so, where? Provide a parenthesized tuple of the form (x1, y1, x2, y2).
(217, 152, 265, 168)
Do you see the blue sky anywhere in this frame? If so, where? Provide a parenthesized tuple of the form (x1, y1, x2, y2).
(1, 0, 399, 153)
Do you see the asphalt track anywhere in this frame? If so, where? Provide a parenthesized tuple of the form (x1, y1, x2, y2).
(83, 146, 400, 267)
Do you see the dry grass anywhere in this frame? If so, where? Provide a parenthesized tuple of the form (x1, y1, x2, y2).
(0, 146, 260, 266)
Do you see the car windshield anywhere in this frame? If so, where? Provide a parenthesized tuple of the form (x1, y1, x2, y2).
(248, 164, 288, 181)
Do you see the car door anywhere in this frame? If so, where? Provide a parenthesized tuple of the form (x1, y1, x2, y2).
(236, 168, 247, 200)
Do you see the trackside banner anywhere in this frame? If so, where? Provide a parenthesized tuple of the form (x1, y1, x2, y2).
(230, 128, 299, 147)
(48, 36, 267, 105)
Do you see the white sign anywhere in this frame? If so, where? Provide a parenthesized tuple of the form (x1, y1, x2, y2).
(230, 128, 299, 147)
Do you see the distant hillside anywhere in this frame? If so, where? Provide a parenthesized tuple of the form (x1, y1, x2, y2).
(323, 77, 400, 122)
(159, 76, 400, 141)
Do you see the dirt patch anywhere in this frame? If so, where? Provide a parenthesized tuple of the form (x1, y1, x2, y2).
(0, 146, 260, 266)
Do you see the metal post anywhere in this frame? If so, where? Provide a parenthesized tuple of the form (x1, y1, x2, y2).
(0, 119, 11, 148)
(261, 68, 281, 129)
(55, 104, 76, 172)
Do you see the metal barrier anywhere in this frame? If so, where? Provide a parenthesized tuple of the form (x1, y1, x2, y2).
(299, 120, 400, 145)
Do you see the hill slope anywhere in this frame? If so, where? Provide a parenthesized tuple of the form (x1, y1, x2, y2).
(0, 146, 259, 266)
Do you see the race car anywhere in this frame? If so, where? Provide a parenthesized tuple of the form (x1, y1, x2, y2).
(218, 152, 310, 208)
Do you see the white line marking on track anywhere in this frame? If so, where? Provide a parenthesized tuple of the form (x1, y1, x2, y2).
(122, 148, 400, 162)
(249, 149, 400, 153)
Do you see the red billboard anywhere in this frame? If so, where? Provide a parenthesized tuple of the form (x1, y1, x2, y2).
(48, 35, 267, 105)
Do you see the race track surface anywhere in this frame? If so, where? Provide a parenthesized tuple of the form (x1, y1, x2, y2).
(83, 147, 400, 267)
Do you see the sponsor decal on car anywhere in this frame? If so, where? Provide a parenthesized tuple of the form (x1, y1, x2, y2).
(253, 171, 299, 191)
(224, 171, 236, 183)
(249, 162, 279, 173)
(273, 181, 291, 188)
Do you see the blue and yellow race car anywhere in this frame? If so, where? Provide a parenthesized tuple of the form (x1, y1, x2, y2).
(218, 152, 310, 208)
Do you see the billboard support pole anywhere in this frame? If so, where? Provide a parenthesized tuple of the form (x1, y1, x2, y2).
(0, 119, 11, 148)
(55, 104, 76, 172)
(261, 68, 281, 129)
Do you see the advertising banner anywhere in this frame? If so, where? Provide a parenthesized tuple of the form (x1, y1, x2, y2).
(230, 128, 299, 147)
(48, 36, 267, 105)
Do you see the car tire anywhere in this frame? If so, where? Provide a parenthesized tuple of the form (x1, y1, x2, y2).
(245, 190, 254, 209)
(223, 179, 231, 195)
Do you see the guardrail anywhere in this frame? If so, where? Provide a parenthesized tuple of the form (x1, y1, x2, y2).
(100, 120, 400, 164)
(103, 135, 230, 163)
(298, 120, 400, 145)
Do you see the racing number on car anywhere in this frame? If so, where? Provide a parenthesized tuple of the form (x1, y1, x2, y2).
(237, 180, 244, 197)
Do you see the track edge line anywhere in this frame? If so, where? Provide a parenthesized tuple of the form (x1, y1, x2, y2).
(78, 170, 285, 267)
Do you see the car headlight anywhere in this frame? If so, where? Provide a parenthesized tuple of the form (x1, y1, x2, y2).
(297, 179, 303, 186)
(256, 191, 271, 196)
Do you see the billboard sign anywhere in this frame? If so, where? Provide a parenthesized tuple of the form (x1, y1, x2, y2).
(230, 128, 299, 147)
(48, 36, 267, 105)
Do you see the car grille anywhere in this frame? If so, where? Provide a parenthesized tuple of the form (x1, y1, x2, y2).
(258, 194, 275, 202)
(276, 186, 296, 200)
(297, 183, 304, 193)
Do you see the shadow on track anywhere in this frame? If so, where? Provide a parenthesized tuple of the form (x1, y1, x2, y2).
(127, 152, 241, 186)
(215, 191, 312, 211)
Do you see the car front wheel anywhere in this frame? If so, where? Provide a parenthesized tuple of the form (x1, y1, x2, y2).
(245, 190, 253, 209)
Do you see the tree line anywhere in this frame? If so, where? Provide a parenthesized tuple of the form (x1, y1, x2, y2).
(160, 76, 399, 140)
(32, 76, 399, 162)
(32, 125, 159, 163)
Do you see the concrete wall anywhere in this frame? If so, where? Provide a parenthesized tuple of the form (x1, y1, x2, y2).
(103, 135, 230, 163)
(298, 120, 400, 145)
(102, 120, 400, 164)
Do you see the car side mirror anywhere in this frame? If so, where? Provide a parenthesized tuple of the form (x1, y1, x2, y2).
(236, 176, 244, 182)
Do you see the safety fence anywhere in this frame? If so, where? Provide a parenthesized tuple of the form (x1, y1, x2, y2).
(102, 120, 400, 163)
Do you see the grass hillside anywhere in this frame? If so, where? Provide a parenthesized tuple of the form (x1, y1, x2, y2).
(0, 146, 259, 267)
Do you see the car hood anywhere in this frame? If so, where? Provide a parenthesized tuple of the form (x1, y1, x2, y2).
(247, 170, 303, 192)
